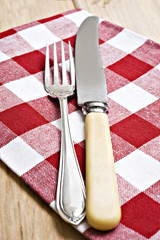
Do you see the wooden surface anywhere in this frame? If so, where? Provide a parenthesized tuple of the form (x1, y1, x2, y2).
(0, 0, 160, 239)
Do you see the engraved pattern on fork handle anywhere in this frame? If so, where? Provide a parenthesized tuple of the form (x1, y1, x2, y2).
(56, 97, 86, 225)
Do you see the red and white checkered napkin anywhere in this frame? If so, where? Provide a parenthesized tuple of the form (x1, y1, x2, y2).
(0, 8, 160, 239)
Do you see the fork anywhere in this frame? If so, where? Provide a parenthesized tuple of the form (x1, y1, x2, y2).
(45, 41, 86, 225)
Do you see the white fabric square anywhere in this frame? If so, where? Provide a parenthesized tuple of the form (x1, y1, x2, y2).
(115, 149, 160, 191)
(0, 51, 10, 62)
(66, 10, 91, 27)
(4, 75, 47, 102)
(51, 110, 85, 143)
(107, 29, 147, 53)
(108, 82, 158, 112)
(155, 63, 160, 70)
(19, 24, 60, 49)
(76, 219, 90, 233)
(50, 200, 56, 211)
(0, 137, 44, 176)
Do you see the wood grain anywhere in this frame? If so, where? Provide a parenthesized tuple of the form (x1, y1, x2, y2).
(0, 0, 160, 239)
(0, 0, 74, 32)
(73, 0, 160, 43)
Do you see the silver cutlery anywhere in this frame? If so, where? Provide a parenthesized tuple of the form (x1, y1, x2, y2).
(75, 16, 121, 230)
(45, 41, 85, 225)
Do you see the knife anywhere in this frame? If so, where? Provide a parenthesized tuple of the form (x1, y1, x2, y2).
(75, 16, 121, 231)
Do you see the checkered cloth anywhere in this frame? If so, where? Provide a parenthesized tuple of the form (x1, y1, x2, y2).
(0, 8, 160, 239)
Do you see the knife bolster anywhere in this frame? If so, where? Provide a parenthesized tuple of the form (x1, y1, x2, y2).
(83, 101, 108, 114)
(85, 112, 121, 231)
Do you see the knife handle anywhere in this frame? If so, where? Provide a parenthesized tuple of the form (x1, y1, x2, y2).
(85, 112, 121, 231)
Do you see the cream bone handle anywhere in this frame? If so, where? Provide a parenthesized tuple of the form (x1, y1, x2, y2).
(85, 112, 121, 231)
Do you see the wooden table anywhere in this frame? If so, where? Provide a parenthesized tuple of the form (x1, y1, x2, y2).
(0, 1, 160, 239)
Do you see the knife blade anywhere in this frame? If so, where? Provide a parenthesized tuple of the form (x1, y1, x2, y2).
(75, 16, 121, 231)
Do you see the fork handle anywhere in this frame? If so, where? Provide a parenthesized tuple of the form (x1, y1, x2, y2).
(56, 97, 86, 225)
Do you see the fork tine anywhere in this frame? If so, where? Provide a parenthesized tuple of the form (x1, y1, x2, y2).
(54, 43, 59, 85)
(61, 41, 68, 85)
(69, 41, 75, 86)
(45, 42, 50, 87)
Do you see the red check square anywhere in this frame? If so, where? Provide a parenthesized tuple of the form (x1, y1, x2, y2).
(121, 192, 160, 238)
(108, 55, 153, 81)
(111, 114, 160, 148)
(84, 223, 145, 240)
(38, 14, 64, 24)
(0, 103, 49, 135)
(13, 50, 45, 74)
(0, 28, 17, 39)
(46, 152, 60, 171)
